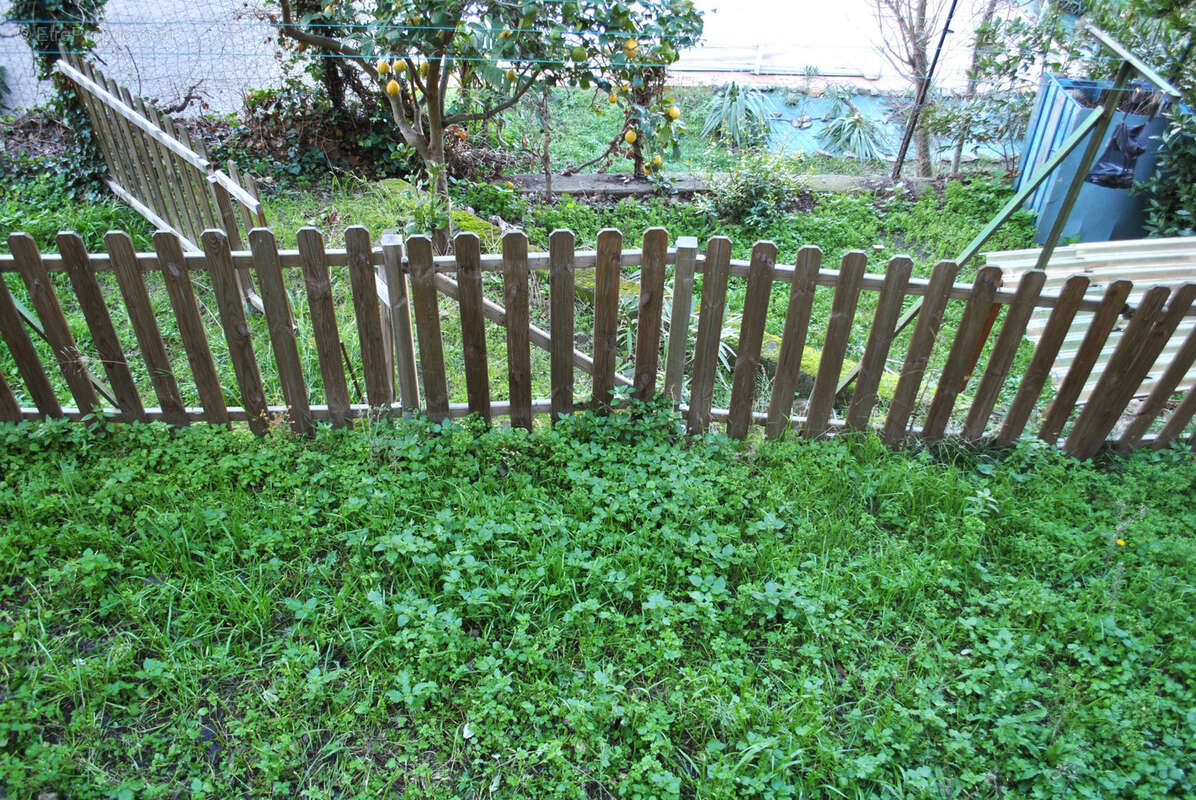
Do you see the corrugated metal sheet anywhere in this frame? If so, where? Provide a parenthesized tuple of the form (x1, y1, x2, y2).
(986, 236, 1196, 403)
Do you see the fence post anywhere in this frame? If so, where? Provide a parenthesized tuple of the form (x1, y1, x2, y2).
(382, 234, 420, 412)
(663, 236, 698, 406)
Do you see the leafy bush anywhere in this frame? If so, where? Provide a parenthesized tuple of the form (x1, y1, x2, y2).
(450, 179, 528, 224)
(704, 150, 811, 227)
(0, 168, 152, 252)
(0, 410, 1194, 797)
(700, 82, 771, 149)
(526, 195, 720, 248)
(1138, 107, 1196, 237)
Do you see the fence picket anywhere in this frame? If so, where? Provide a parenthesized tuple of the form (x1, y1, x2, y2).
(1037, 279, 1133, 442)
(882, 260, 958, 445)
(1120, 320, 1196, 448)
(381, 235, 420, 411)
(1066, 284, 1196, 458)
(633, 228, 670, 402)
(961, 270, 1046, 442)
(687, 236, 733, 434)
(0, 266, 61, 417)
(994, 274, 1089, 447)
(503, 232, 533, 430)
(80, 60, 135, 196)
(456, 232, 491, 423)
(345, 227, 392, 411)
(8, 233, 101, 414)
(592, 229, 623, 412)
(0, 367, 18, 422)
(1153, 385, 1196, 449)
(407, 235, 449, 421)
(727, 241, 777, 439)
(201, 230, 270, 435)
(297, 228, 352, 428)
(136, 96, 189, 241)
(106, 231, 189, 426)
(804, 251, 866, 438)
(146, 103, 205, 244)
(921, 266, 1003, 441)
(152, 232, 229, 424)
(550, 229, 575, 420)
(57, 233, 144, 421)
(249, 229, 313, 434)
(765, 246, 820, 439)
(663, 236, 699, 404)
(846, 255, 913, 431)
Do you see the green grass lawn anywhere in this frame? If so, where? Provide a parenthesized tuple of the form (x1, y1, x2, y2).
(1, 409, 1194, 798)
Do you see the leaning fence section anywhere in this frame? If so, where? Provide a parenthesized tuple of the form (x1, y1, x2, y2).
(1, 226, 1194, 458)
(55, 57, 266, 257)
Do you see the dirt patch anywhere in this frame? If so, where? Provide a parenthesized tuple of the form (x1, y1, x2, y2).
(0, 110, 76, 161)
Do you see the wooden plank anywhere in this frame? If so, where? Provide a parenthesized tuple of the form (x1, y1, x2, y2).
(881, 260, 959, 445)
(765, 246, 820, 439)
(1065, 285, 1174, 457)
(345, 227, 393, 410)
(663, 236, 698, 404)
(118, 84, 173, 229)
(407, 235, 449, 421)
(0, 267, 61, 417)
(592, 228, 623, 412)
(803, 251, 867, 438)
(8, 233, 101, 414)
(687, 237, 733, 434)
(201, 230, 270, 435)
(135, 96, 188, 241)
(455, 232, 491, 422)
(921, 266, 1003, 442)
(549, 229, 575, 420)
(106, 231, 189, 427)
(1120, 319, 1196, 448)
(960, 270, 1046, 442)
(1067, 283, 1196, 458)
(57, 233, 145, 421)
(0, 366, 18, 422)
(108, 80, 156, 211)
(846, 255, 913, 431)
(993, 274, 1089, 447)
(1037, 279, 1133, 442)
(633, 228, 670, 403)
(150, 104, 209, 244)
(381, 235, 419, 412)
(297, 228, 352, 429)
(726, 241, 778, 439)
(177, 125, 223, 231)
(249, 228, 313, 434)
(503, 231, 533, 430)
(77, 61, 137, 198)
(68, 59, 123, 191)
(152, 232, 229, 425)
(1153, 384, 1196, 449)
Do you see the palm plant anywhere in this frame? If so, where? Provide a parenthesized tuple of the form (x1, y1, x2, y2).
(700, 82, 771, 150)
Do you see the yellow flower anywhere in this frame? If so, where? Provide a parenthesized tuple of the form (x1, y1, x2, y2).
(1116, 538, 1126, 546)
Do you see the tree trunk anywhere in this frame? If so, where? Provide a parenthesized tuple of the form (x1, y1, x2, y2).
(915, 124, 933, 177)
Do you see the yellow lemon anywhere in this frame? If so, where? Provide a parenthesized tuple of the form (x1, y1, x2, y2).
(323, 4, 332, 13)
(376, 59, 390, 75)
(652, 155, 663, 167)
(385, 79, 400, 96)
(506, 68, 517, 82)
(393, 60, 405, 74)
(608, 93, 618, 104)
(623, 38, 638, 52)
(624, 129, 637, 144)
(643, 166, 652, 175)
(419, 61, 429, 77)
(668, 105, 681, 120)
(504, 180, 516, 189)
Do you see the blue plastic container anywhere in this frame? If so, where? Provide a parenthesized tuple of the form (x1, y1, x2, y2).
(1016, 73, 1171, 244)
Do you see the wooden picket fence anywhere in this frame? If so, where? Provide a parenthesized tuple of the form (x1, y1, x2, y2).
(1, 226, 1194, 459)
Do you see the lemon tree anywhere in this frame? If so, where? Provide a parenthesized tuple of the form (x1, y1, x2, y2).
(274, 0, 702, 243)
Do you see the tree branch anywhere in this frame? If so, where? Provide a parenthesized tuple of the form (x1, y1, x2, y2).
(444, 68, 543, 125)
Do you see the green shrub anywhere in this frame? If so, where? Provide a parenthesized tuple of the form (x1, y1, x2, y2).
(0, 168, 153, 253)
(703, 150, 811, 227)
(1138, 107, 1196, 238)
(450, 179, 528, 224)
(700, 82, 771, 150)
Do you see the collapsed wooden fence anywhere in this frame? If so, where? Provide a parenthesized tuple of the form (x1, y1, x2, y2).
(1, 227, 1194, 459)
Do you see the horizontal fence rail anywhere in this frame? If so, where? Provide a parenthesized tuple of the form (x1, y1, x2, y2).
(1, 226, 1194, 458)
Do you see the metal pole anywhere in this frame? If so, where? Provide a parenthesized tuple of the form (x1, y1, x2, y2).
(890, 0, 960, 180)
